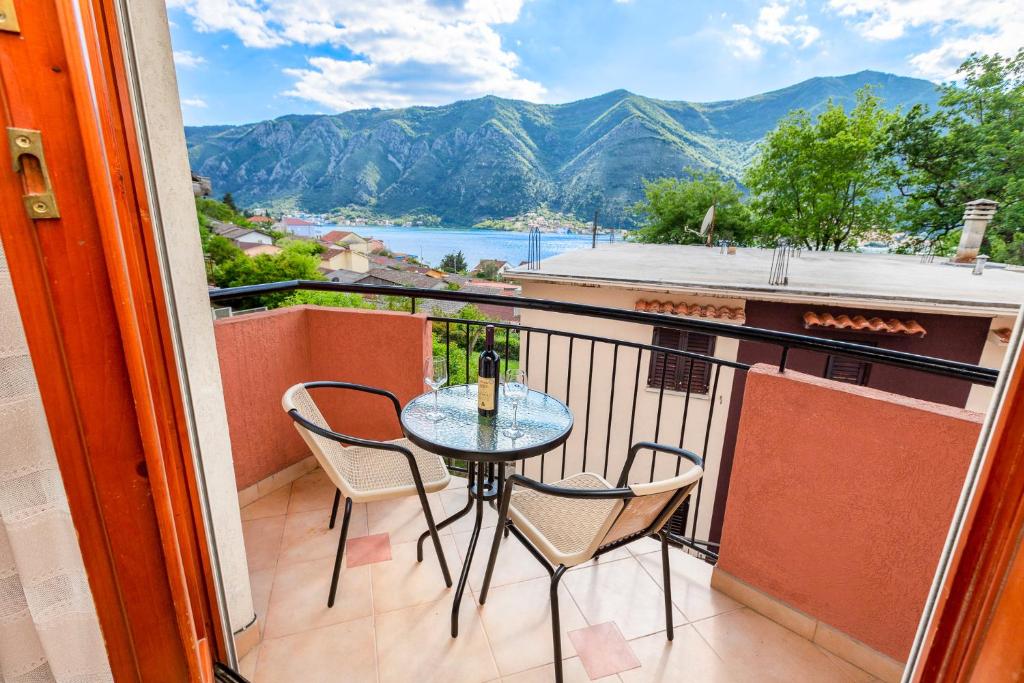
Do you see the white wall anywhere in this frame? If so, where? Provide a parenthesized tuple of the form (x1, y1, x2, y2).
(121, 0, 254, 637)
(516, 280, 744, 541)
(966, 315, 1017, 412)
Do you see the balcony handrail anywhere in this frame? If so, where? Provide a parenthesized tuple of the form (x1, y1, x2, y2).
(207, 280, 999, 386)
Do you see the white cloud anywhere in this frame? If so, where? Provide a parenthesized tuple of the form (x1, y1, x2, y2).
(169, 0, 545, 110)
(828, 0, 1024, 79)
(181, 97, 209, 108)
(173, 50, 206, 68)
(727, 1, 821, 60)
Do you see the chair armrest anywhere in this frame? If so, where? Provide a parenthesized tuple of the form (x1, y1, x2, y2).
(615, 442, 704, 488)
(287, 408, 414, 456)
(504, 473, 634, 500)
(301, 381, 404, 421)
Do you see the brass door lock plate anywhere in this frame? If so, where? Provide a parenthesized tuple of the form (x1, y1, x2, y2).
(0, 0, 19, 33)
(8, 128, 61, 219)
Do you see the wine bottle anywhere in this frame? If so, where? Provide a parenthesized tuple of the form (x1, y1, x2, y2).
(477, 325, 500, 417)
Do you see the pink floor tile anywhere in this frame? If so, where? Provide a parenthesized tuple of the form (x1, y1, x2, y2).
(347, 532, 393, 568)
(568, 622, 641, 680)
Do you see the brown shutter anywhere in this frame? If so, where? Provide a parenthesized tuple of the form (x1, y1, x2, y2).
(649, 328, 716, 394)
(826, 355, 871, 385)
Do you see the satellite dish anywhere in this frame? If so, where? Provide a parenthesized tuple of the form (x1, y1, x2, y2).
(699, 205, 715, 236)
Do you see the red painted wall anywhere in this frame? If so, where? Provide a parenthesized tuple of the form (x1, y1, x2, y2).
(717, 364, 983, 661)
(215, 306, 432, 489)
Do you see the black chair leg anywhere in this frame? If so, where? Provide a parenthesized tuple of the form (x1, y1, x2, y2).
(479, 514, 506, 605)
(550, 566, 568, 683)
(327, 497, 352, 607)
(415, 483, 453, 587)
(660, 531, 674, 640)
(328, 488, 341, 529)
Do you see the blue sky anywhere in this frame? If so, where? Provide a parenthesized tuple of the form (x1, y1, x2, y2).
(167, 0, 1023, 126)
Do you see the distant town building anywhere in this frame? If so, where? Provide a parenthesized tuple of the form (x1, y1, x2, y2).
(247, 215, 274, 225)
(210, 221, 272, 246)
(472, 259, 511, 277)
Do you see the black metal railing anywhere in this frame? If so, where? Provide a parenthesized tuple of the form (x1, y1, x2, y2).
(208, 280, 999, 561)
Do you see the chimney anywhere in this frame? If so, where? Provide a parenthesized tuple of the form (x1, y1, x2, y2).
(954, 199, 998, 262)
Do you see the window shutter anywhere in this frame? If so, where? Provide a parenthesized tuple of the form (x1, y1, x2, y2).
(650, 328, 683, 390)
(680, 332, 715, 394)
(649, 328, 716, 394)
(826, 355, 871, 385)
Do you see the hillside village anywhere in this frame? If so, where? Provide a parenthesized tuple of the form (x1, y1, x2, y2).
(196, 188, 519, 321)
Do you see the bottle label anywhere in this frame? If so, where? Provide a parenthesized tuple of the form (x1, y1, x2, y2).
(478, 377, 495, 411)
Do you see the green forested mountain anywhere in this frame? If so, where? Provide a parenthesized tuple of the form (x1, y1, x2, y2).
(185, 71, 939, 224)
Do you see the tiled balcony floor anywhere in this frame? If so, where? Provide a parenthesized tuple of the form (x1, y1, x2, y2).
(238, 468, 880, 682)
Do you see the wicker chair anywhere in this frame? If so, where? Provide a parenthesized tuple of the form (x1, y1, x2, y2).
(479, 441, 704, 683)
(282, 382, 453, 607)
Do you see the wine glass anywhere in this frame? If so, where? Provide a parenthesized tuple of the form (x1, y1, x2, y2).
(501, 369, 528, 438)
(424, 356, 448, 422)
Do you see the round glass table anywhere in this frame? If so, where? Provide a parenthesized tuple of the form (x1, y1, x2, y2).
(400, 383, 573, 637)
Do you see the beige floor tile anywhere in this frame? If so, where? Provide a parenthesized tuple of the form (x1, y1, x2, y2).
(255, 617, 376, 683)
(693, 608, 864, 683)
(366, 492, 448, 543)
(625, 536, 662, 556)
(439, 488, 498, 534)
(263, 556, 373, 639)
(248, 567, 275, 636)
(278, 506, 368, 566)
(565, 557, 684, 643)
(447, 473, 469, 489)
(238, 644, 259, 681)
(817, 647, 877, 683)
(564, 557, 684, 641)
(618, 625, 736, 683)
(568, 546, 631, 571)
(242, 516, 286, 572)
(501, 657, 619, 682)
(371, 535, 459, 614)
(241, 484, 292, 521)
(454, 528, 550, 592)
(287, 468, 338, 514)
(479, 576, 589, 676)
(375, 594, 499, 683)
(635, 551, 742, 622)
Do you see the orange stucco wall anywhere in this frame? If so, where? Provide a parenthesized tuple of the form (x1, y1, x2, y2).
(214, 306, 432, 489)
(717, 364, 983, 661)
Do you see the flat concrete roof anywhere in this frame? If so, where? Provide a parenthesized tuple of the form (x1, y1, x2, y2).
(506, 244, 1024, 315)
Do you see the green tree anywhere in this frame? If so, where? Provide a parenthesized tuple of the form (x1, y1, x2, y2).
(222, 192, 238, 212)
(883, 50, 1024, 262)
(212, 239, 325, 307)
(277, 290, 372, 309)
(439, 251, 468, 273)
(745, 89, 895, 250)
(632, 169, 752, 245)
(476, 262, 501, 281)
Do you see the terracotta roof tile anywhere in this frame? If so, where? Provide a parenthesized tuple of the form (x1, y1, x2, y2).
(635, 300, 745, 323)
(803, 311, 926, 337)
(992, 327, 1012, 344)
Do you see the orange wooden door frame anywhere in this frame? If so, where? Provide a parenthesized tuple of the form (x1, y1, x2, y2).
(0, 0, 223, 680)
(914, 339, 1024, 681)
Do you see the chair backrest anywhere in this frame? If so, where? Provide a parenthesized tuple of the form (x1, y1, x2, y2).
(598, 462, 703, 549)
(282, 383, 353, 493)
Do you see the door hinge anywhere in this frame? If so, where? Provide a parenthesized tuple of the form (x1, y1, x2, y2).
(7, 128, 60, 219)
(0, 0, 19, 33)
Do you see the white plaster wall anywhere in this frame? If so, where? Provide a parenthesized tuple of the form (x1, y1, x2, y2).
(121, 0, 253, 634)
(516, 281, 743, 541)
(966, 314, 1017, 412)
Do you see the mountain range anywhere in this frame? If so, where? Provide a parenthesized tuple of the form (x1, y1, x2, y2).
(184, 71, 940, 225)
